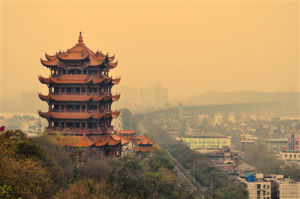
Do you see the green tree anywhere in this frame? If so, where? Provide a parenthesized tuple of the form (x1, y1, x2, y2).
(214, 186, 248, 199)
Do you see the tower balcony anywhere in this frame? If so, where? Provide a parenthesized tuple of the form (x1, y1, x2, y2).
(45, 127, 108, 135)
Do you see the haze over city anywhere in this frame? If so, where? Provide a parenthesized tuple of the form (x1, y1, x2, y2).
(1, 0, 299, 114)
(1, 1, 300, 199)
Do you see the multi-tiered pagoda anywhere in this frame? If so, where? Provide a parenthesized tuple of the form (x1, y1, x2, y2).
(38, 33, 155, 157)
(39, 32, 120, 135)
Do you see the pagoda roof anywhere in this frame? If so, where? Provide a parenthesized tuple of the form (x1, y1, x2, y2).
(51, 135, 94, 147)
(133, 136, 155, 145)
(45, 53, 57, 60)
(133, 146, 156, 152)
(38, 110, 120, 120)
(41, 32, 117, 67)
(105, 61, 118, 69)
(38, 75, 119, 85)
(47, 133, 153, 148)
(112, 111, 121, 118)
(38, 93, 120, 102)
(90, 134, 122, 147)
(57, 50, 89, 61)
(117, 130, 137, 135)
(111, 134, 131, 145)
(41, 58, 59, 67)
(49, 134, 126, 147)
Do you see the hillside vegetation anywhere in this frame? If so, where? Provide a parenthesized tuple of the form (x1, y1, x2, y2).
(0, 130, 191, 199)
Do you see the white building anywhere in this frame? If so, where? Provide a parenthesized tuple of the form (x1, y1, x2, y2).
(246, 173, 271, 199)
(240, 173, 300, 199)
(280, 150, 300, 164)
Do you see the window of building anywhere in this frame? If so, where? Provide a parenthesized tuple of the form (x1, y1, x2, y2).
(294, 154, 296, 158)
(68, 61, 81, 67)
(70, 69, 81, 74)
(267, 185, 269, 189)
(54, 122, 59, 128)
(285, 154, 287, 158)
(257, 184, 261, 189)
(263, 185, 266, 189)
(290, 154, 292, 158)
(54, 87, 59, 93)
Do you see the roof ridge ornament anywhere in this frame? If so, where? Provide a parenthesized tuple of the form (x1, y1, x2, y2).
(78, 32, 83, 45)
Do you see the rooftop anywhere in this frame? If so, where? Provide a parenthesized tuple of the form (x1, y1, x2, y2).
(41, 32, 118, 68)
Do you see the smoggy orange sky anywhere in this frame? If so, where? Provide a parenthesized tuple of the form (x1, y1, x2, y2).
(0, 0, 299, 101)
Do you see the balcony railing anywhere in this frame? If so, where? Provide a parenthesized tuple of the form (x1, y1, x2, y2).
(45, 127, 107, 135)
(65, 92, 82, 95)
(65, 109, 80, 112)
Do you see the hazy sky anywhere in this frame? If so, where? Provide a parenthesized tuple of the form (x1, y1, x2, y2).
(0, 0, 299, 101)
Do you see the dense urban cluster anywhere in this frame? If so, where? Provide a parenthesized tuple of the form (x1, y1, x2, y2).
(148, 110, 300, 198)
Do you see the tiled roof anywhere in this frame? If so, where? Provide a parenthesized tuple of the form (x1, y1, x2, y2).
(136, 137, 155, 145)
(38, 75, 115, 85)
(90, 134, 122, 147)
(117, 130, 136, 134)
(51, 135, 94, 147)
(133, 146, 156, 152)
(50, 134, 124, 147)
(38, 93, 120, 102)
(40, 33, 117, 67)
(38, 111, 119, 120)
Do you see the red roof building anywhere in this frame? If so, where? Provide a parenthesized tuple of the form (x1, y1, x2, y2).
(38, 32, 120, 135)
(38, 33, 155, 157)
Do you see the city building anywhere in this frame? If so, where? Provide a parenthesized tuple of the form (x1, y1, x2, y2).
(263, 138, 288, 153)
(242, 173, 272, 199)
(288, 133, 300, 151)
(182, 132, 231, 153)
(277, 178, 300, 199)
(241, 173, 300, 199)
(280, 150, 300, 164)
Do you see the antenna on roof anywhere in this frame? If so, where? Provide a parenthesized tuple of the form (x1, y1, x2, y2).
(78, 32, 83, 44)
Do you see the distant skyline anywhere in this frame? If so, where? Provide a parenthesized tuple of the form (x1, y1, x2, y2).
(0, 0, 299, 104)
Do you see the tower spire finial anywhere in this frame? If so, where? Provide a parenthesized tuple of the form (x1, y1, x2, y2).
(78, 32, 83, 44)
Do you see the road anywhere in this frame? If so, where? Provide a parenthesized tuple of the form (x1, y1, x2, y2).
(137, 123, 205, 198)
